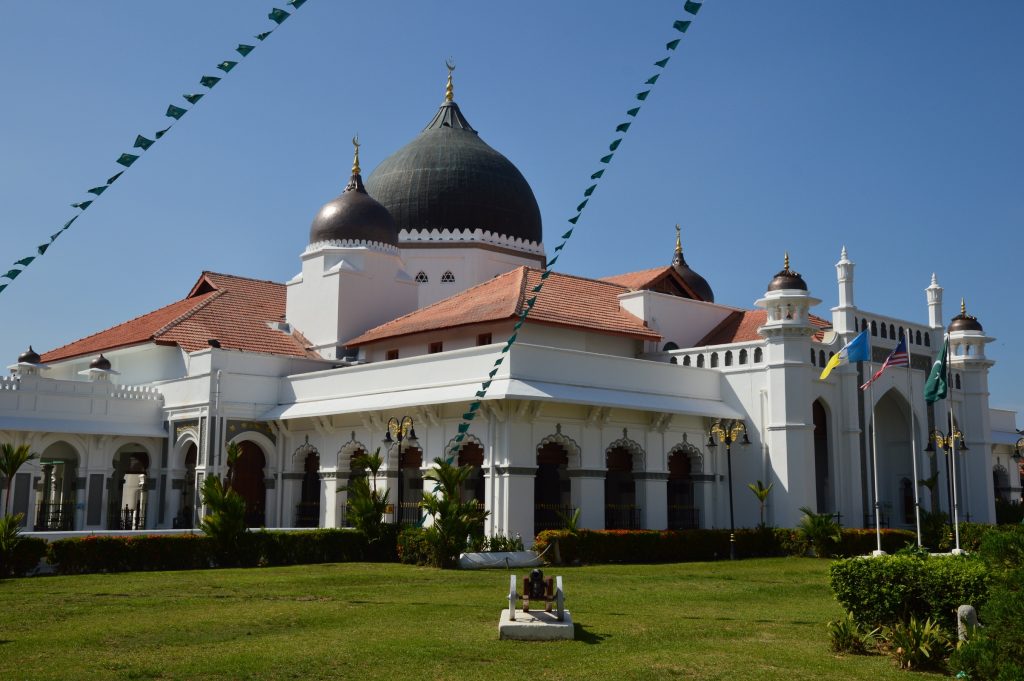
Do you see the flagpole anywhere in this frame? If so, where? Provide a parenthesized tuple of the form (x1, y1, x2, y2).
(869, 374, 884, 555)
(906, 338, 922, 547)
(947, 333, 962, 554)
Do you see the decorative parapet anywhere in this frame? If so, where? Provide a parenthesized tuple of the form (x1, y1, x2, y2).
(110, 385, 164, 402)
(0, 375, 18, 391)
(303, 239, 401, 256)
(399, 228, 545, 256)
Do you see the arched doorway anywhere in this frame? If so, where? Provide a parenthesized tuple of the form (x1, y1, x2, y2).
(457, 442, 485, 506)
(667, 446, 700, 529)
(231, 441, 266, 528)
(871, 390, 920, 529)
(109, 446, 149, 530)
(534, 442, 570, 535)
(174, 443, 198, 529)
(605, 447, 639, 529)
(36, 441, 79, 531)
(341, 447, 367, 528)
(295, 444, 321, 528)
(813, 400, 831, 513)
(397, 446, 423, 525)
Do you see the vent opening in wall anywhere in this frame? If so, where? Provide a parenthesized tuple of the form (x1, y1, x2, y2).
(429, 341, 443, 354)
(415, 271, 428, 283)
(441, 271, 455, 283)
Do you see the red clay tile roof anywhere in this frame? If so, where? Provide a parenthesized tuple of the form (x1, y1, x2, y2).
(347, 266, 661, 346)
(697, 310, 831, 346)
(42, 272, 315, 362)
(601, 267, 670, 290)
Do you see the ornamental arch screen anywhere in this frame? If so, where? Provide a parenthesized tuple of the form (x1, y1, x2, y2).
(667, 445, 701, 529)
(535, 442, 571, 535)
(605, 446, 640, 529)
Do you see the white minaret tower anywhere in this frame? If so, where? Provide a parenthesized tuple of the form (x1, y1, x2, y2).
(926, 273, 943, 329)
(286, 139, 417, 360)
(946, 299, 996, 524)
(832, 246, 856, 335)
(755, 253, 823, 527)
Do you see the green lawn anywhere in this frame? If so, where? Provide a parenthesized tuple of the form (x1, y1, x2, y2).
(0, 558, 938, 680)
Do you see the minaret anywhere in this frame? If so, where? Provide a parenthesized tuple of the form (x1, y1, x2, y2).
(926, 273, 943, 329)
(755, 253, 822, 527)
(832, 246, 856, 334)
(946, 299, 995, 524)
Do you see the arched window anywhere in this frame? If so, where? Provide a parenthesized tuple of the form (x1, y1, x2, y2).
(754, 348, 763, 363)
(955, 374, 961, 390)
(924, 332, 931, 347)
(810, 349, 817, 366)
(819, 350, 826, 367)
(663, 342, 679, 351)
(871, 321, 877, 336)
(440, 271, 455, 283)
(725, 350, 733, 367)
(861, 319, 868, 332)
(880, 323, 887, 339)
(710, 353, 719, 368)
(696, 355, 705, 368)
(829, 351, 835, 360)
(682, 356, 691, 366)
(898, 326, 904, 340)
(669, 357, 678, 365)
(889, 324, 896, 339)
(739, 349, 748, 365)
(414, 271, 428, 283)
(916, 330, 922, 345)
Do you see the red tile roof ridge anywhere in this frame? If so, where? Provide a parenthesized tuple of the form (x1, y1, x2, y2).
(600, 266, 669, 289)
(152, 289, 225, 338)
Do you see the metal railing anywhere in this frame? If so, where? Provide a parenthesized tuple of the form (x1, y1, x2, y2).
(534, 503, 575, 535)
(34, 502, 74, 531)
(667, 505, 700, 530)
(294, 501, 320, 528)
(397, 501, 422, 525)
(109, 504, 145, 531)
(605, 504, 642, 530)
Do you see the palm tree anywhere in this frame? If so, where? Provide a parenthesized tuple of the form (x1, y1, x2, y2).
(421, 457, 488, 568)
(746, 480, 774, 527)
(798, 506, 842, 557)
(1, 443, 37, 516)
(224, 441, 242, 491)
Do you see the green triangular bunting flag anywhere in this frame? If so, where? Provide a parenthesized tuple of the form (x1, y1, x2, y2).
(583, 184, 596, 197)
(561, 229, 573, 239)
(116, 153, 139, 167)
(636, 90, 650, 101)
(37, 243, 49, 255)
(154, 126, 171, 139)
(684, 1, 702, 16)
(107, 171, 124, 184)
(645, 74, 660, 85)
(547, 255, 558, 267)
(591, 169, 604, 179)
(268, 8, 291, 23)
(600, 153, 614, 163)
(576, 199, 588, 212)
(288, 0, 307, 8)
(14, 257, 34, 267)
(217, 61, 238, 73)
(666, 39, 681, 50)
(567, 215, 580, 224)
(3, 269, 22, 280)
(655, 57, 670, 68)
(674, 19, 692, 32)
(87, 186, 107, 196)
(200, 75, 221, 88)
(134, 135, 155, 150)
(236, 44, 255, 57)
(256, 31, 273, 41)
(183, 93, 204, 105)
(609, 139, 622, 151)
(166, 105, 187, 120)
(615, 122, 631, 133)
(71, 200, 93, 210)
(627, 107, 640, 116)
(62, 216, 78, 230)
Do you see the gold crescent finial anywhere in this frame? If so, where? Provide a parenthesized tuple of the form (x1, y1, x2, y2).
(784, 251, 790, 271)
(351, 134, 361, 175)
(674, 224, 682, 255)
(960, 297, 966, 316)
(444, 58, 456, 103)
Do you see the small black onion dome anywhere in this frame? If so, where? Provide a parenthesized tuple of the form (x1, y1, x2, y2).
(767, 253, 808, 291)
(365, 100, 542, 244)
(18, 346, 41, 364)
(671, 230, 714, 302)
(308, 172, 399, 247)
(949, 299, 983, 333)
(89, 354, 111, 371)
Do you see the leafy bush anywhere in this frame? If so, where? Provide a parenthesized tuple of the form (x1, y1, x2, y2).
(995, 498, 1024, 525)
(342, 448, 390, 542)
(199, 474, 247, 566)
(247, 529, 369, 566)
(466, 532, 524, 553)
(420, 458, 488, 569)
(396, 526, 434, 566)
(534, 528, 789, 564)
(835, 528, 916, 556)
(826, 612, 881, 655)
(0, 514, 47, 577)
(48, 535, 212, 574)
(884, 616, 952, 671)
(797, 507, 841, 557)
(829, 554, 990, 629)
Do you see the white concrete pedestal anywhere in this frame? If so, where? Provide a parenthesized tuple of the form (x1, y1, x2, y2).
(498, 609, 574, 640)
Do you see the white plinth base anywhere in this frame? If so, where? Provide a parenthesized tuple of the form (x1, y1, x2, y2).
(498, 609, 574, 640)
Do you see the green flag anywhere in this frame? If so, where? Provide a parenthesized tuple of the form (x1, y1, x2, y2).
(200, 75, 221, 88)
(166, 105, 187, 119)
(0, 284, 6, 293)
(666, 38, 680, 50)
(615, 122, 631, 133)
(560, 229, 573, 239)
(609, 139, 622, 151)
(674, 20, 692, 32)
(71, 200, 93, 210)
(236, 44, 255, 57)
(183, 93, 204, 105)
(37, 243, 49, 255)
(591, 169, 604, 179)
(583, 184, 596, 196)
(288, 0, 307, 8)
(654, 57, 670, 68)
(134, 135, 155, 150)
(14, 257, 34, 267)
(116, 153, 139, 167)
(154, 126, 171, 140)
(87, 186, 107, 196)
(626, 106, 640, 117)
(645, 74, 660, 85)
(924, 336, 949, 403)
(3, 269, 22, 280)
(107, 171, 124, 184)
(256, 31, 273, 41)
(636, 90, 650, 101)
(546, 255, 558, 267)
(217, 61, 238, 73)
(554, 242, 564, 252)
(567, 215, 580, 225)
(684, 1, 702, 16)
(600, 153, 614, 163)
(576, 199, 588, 212)
(268, 8, 290, 23)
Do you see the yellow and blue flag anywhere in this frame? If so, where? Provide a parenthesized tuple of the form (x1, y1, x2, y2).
(819, 329, 870, 380)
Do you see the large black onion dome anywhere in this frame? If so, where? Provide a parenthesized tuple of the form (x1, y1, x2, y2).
(18, 346, 41, 364)
(89, 354, 112, 371)
(949, 299, 983, 333)
(309, 171, 398, 247)
(767, 253, 808, 291)
(671, 227, 714, 302)
(365, 99, 542, 244)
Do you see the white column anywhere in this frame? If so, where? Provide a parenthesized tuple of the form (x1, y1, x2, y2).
(320, 472, 339, 528)
(502, 468, 535, 545)
(638, 474, 668, 530)
(572, 472, 605, 529)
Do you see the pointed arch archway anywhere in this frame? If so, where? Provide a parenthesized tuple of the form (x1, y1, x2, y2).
(869, 388, 924, 530)
(35, 440, 81, 531)
(812, 399, 832, 514)
(605, 434, 644, 529)
(534, 428, 578, 535)
(667, 441, 703, 529)
(230, 439, 268, 528)
(292, 438, 320, 528)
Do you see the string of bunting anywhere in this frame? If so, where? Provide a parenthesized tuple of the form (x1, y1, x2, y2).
(0, 1, 310, 296)
(443, 0, 706, 462)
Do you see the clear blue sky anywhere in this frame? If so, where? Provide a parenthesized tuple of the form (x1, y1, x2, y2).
(1, 2, 1021, 419)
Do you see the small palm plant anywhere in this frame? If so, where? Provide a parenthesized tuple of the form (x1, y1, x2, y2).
(420, 457, 488, 568)
(199, 474, 247, 565)
(1, 443, 37, 516)
(341, 448, 389, 541)
(746, 480, 773, 527)
(557, 507, 581, 534)
(797, 506, 842, 557)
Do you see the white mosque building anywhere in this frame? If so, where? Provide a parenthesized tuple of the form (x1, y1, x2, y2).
(1, 75, 1019, 541)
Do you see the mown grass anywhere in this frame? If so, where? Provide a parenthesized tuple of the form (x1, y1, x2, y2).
(0, 558, 938, 680)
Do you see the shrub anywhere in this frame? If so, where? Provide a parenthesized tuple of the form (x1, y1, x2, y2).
(835, 529, 916, 556)
(797, 507, 841, 557)
(397, 526, 434, 566)
(0, 514, 47, 577)
(199, 474, 247, 566)
(249, 529, 370, 566)
(829, 554, 990, 629)
(420, 458, 488, 569)
(884, 616, 952, 671)
(48, 535, 212, 574)
(826, 612, 881, 655)
(534, 528, 789, 565)
(995, 498, 1024, 525)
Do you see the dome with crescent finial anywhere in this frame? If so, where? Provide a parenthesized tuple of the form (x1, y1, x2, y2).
(308, 138, 399, 247)
(365, 64, 542, 245)
(670, 225, 714, 302)
(767, 253, 808, 292)
(949, 298, 983, 333)
(18, 346, 41, 364)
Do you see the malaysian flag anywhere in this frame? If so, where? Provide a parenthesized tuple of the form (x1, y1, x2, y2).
(860, 335, 910, 391)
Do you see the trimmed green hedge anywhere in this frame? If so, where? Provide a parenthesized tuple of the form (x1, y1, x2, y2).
(46, 529, 392, 575)
(0, 536, 48, 577)
(534, 528, 917, 565)
(829, 554, 990, 628)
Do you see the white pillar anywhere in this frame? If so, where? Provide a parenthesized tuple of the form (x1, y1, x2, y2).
(572, 473, 605, 529)
(320, 472, 339, 528)
(638, 474, 668, 530)
(503, 468, 535, 545)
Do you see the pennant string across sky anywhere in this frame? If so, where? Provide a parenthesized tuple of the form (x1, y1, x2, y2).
(444, 1, 706, 461)
(1, 1, 310, 295)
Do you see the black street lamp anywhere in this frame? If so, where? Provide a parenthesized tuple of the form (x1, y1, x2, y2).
(925, 425, 967, 553)
(706, 420, 751, 560)
(383, 416, 417, 524)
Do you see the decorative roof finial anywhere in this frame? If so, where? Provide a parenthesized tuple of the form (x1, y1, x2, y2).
(674, 224, 682, 256)
(961, 297, 966, 316)
(444, 58, 456, 103)
(784, 251, 791, 272)
(351, 135, 361, 176)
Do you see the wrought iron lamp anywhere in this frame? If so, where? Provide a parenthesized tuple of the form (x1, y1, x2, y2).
(706, 420, 750, 560)
(383, 416, 418, 524)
